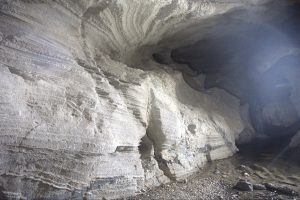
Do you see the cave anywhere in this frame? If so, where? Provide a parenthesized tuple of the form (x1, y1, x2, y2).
(0, 0, 299, 200)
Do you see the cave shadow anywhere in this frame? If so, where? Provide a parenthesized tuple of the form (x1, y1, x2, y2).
(236, 120, 300, 167)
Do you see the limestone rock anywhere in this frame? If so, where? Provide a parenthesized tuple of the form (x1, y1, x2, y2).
(0, 0, 259, 199)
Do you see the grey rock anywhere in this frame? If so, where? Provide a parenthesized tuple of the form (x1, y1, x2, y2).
(237, 165, 252, 174)
(253, 184, 266, 190)
(265, 183, 299, 196)
(234, 179, 254, 191)
(277, 194, 298, 200)
(251, 164, 268, 172)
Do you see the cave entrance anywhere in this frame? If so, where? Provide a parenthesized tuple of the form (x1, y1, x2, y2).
(142, 3, 300, 198)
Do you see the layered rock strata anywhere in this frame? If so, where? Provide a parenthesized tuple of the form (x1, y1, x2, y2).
(0, 0, 268, 199)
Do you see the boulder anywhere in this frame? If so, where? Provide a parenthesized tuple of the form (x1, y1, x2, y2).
(234, 179, 253, 191)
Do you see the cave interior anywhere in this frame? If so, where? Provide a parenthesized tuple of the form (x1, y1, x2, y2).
(152, 0, 300, 164)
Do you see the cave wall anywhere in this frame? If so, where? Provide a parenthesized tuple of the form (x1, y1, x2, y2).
(170, 2, 300, 137)
(0, 0, 257, 199)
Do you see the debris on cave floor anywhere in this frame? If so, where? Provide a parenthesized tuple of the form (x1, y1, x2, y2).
(127, 144, 300, 200)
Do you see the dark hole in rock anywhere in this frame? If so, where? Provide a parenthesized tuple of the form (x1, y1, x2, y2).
(138, 134, 154, 160)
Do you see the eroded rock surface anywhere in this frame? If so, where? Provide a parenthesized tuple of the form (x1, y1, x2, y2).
(170, 2, 300, 138)
(0, 0, 256, 199)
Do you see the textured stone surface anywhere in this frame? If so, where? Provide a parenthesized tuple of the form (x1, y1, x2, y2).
(253, 183, 266, 190)
(265, 183, 299, 196)
(236, 104, 256, 144)
(289, 131, 300, 148)
(234, 179, 253, 191)
(0, 0, 273, 199)
(262, 101, 299, 127)
(170, 3, 300, 136)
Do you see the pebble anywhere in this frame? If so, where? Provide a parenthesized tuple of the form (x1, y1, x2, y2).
(242, 172, 250, 176)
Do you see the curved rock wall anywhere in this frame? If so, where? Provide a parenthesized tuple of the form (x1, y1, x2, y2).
(0, 0, 252, 199)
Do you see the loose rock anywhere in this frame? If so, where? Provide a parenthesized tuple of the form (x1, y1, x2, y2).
(237, 165, 252, 174)
(251, 164, 272, 174)
(253, 183, 266, 190)
(265, 183, 299, 196)
(242, 172, 250, 176)
(234, 179, 253, 191)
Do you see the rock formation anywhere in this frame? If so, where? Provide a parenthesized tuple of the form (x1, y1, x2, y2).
(170, 3, 300, 137)
(0, 0, 299, 199)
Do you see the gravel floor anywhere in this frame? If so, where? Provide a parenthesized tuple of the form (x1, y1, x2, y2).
(126, 142, 300, 200)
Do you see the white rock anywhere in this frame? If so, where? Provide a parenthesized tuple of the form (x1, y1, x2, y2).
(0, 0, 259, 199)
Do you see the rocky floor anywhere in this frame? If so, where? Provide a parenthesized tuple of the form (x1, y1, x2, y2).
(127, 138, 300, 200)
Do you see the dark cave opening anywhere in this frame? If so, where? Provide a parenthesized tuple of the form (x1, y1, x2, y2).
(145, 2, 300, 198)
(151, 1, 300, 167)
